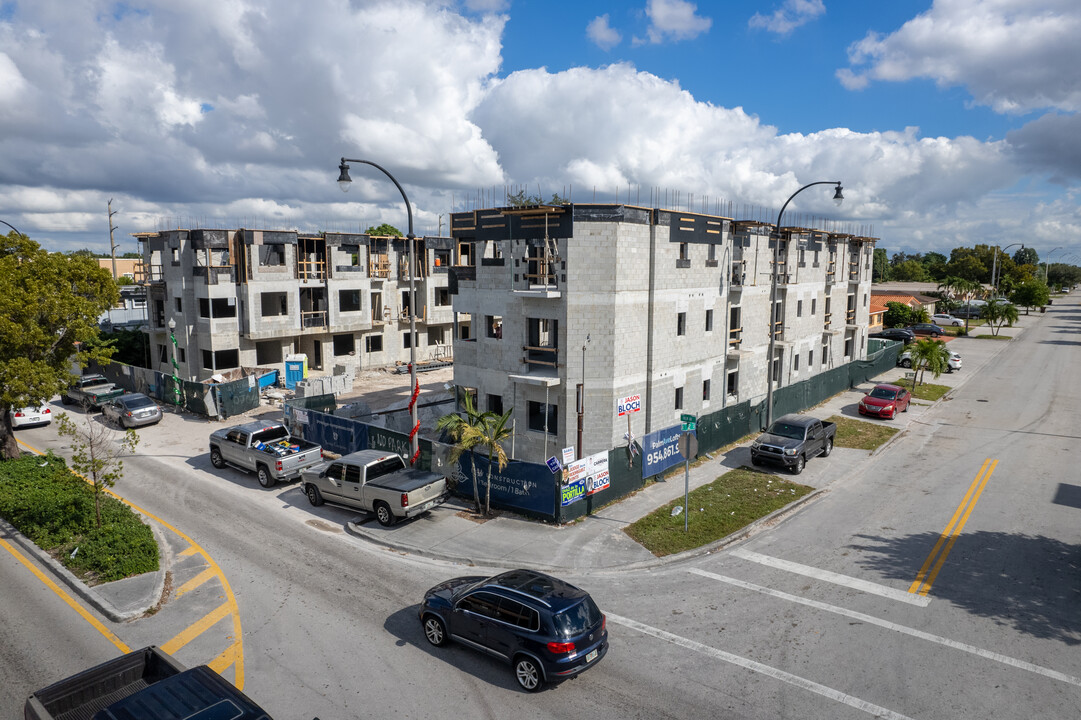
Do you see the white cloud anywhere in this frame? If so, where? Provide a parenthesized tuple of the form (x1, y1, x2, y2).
(639, 0, 712, 44)
(587, 14, 622, 50)
(839, 0, 1081, 114)
(749, 0, 826, 36)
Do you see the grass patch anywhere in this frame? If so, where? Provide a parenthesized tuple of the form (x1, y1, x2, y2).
(889, 379, 951, 401)
(972, 334, 1011, 340)
(0, 453, 158, 584)
(827, 415, 898, 451)
(624, 467, 812, 557)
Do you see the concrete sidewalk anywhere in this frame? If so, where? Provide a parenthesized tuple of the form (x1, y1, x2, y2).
(344, 311, 1042, 572)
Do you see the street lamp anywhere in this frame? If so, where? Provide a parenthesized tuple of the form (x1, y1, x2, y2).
(764, 181, 843, 429)
(167, 318, 181, 407)
(338, 157, 420, 465)
(1, 219, 23, 236)
(990, 242, 1024, 295)
(1045, 247, 1062, 284)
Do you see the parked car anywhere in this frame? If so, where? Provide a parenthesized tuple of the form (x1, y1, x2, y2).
(898, 349, 962, 373)
(750, 414, 835, 475)
(931, 313, 963, 327)
(858, 383, 912, 419)
(952, 305, 982, 319)
(908, 323, 945, 337)
(869, 327, 916, 344)
(419, 569, 609, 692)
(300, 449, 448, 526)
(101, 393, 163, 428)
(60, 373, 124, 410)
(9, 404, 52, 429)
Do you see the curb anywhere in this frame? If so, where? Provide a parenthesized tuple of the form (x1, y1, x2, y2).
(0, 514, 170, 623)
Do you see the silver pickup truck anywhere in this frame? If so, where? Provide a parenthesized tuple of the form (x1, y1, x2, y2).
(209, 421, 323, 487)
(301, 449, 449, 526)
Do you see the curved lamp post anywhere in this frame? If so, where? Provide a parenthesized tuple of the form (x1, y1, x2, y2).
(990, 242, 1023, 295)
(765, 181, 843, 429)
(1, 220, 23, 236)
(1045, 246, 1062, 284)
(337, 157, 420, 465)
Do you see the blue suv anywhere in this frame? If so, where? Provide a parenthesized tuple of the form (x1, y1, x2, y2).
(419, 569, 608, 691)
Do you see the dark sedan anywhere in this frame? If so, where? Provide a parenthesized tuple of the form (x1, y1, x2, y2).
(908, 323, 945, 337)
(859, 383, 912, 419)
(420, 569, 608, 692)
(869, 327, 916, 344)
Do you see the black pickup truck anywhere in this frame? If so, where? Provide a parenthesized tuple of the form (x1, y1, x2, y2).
(24, 646, 272, 720)
(750, 414, 836, 475)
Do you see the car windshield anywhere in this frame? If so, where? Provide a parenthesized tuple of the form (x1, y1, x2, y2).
(123, 396, 156, 409)
(868, 388, 897, 400)
(766, 422, 804, 440)
(552, 596, 603, 637)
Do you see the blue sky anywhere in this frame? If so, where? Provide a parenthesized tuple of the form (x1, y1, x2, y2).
(1, 0, 1080, 262)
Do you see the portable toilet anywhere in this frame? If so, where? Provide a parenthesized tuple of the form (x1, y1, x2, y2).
(284, 353, 308, 389)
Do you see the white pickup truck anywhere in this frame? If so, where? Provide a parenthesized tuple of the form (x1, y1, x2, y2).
(209, 421, 323, 487)
(301, 449, 449, 526)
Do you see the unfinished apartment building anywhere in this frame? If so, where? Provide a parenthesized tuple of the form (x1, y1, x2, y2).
(449, 204, 876, 464)
(134, 229, 456, 383)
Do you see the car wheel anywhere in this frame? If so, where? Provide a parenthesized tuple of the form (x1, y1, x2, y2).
(931, 332, 940, 338)
(821, 438, 833, 457)
(374, 501, 396, 527)
(514, 656, 544, 692)
(422, 615, 447, 647)
(60, 395, 70, 405)
(902, 403, 909, 413)
(750, 454, 762, 466)
(305, 484, 324, 507)
(946, 366, 953, 374)
(210, 448, 226, 469)
(900, 359, 912, 368)
(792, 455, 805, 475)
(257, 465, 274, 488)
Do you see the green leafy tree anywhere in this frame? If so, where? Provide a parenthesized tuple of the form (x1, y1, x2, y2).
(946, 251, 988, 282)
(872, 248, 889, 282)
(55, 412, 139, 528)
(1048, 263, 1081, 288)
(0, 232, 118, 459)
(890, 259, 929, 282)
(462, 409, 514, 516)
(883, 301, 918, 328)
(907, 338, 951, 387)
(365, 223, 403, 237)
(923, 252, 948, 281)
(436, 391, 490, 513)
(1013, 247, 1039, 267)
(981, 298, 1019, 336)
(1010, 280, 1050, 314)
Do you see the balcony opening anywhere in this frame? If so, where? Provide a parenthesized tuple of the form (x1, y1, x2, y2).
(525, 318, 558, 368)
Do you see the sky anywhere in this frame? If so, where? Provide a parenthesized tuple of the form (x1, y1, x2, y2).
(1, 0, 1080, 265)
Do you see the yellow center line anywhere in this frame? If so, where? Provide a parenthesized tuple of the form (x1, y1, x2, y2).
(174, 566, 217, 599)
(909, 459, 997, 596)
(0, 536, 131, 654)
(14, 437, 245, 688)
(161, 602, 232, 655)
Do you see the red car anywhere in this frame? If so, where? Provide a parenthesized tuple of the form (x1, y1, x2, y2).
(858, 383, 911, 419)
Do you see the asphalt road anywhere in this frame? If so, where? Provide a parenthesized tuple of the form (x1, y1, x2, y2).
(2, 297, 1078, 718)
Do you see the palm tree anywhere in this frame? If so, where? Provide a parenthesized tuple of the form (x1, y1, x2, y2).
(462, 409, 514, 516)
(907, 338, 951, 386)
(981, 298, 1019, 336)
(436, 390, 490, 513)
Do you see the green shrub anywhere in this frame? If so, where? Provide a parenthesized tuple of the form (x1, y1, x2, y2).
(0, 453, 158, 583)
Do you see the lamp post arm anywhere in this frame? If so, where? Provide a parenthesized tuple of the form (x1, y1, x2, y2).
(1, 220, 23, 237)
(340, 158, 414, 238)
(774, 181, 842, 232)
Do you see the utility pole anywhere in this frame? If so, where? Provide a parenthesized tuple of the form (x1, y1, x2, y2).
(108, 199, 119, 279)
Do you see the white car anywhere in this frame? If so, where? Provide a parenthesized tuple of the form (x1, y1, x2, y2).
(898, 350, 962, 373)
(10, 404, 52, 428)
(931, 313, 964, 326)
